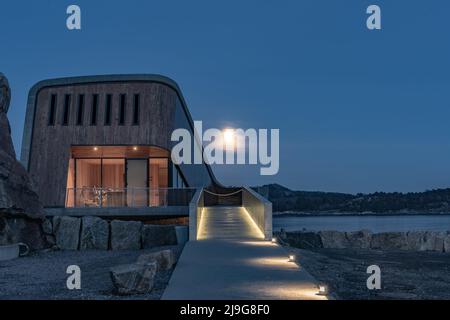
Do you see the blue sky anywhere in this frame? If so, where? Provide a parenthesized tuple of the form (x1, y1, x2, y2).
(1, 0, 449, 193)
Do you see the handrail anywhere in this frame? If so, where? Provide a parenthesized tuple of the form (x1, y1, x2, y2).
(65, 187, 196, 208)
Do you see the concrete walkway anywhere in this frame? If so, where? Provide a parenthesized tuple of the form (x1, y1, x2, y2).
(163, 206, 325, 300)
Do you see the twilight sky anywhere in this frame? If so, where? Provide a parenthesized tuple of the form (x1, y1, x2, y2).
(1, 0, 449, 193)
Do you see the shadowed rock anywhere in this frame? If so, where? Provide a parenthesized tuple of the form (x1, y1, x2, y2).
(371, 232, 408, 250)
(53, 216, 81, 250)
(345, 230, 372, 249)
(142, 225, 177, 249)
(137, 249, 176, 271)
(80, 216, 109, 250)
(110, 220, 142, 250)
(0, 73, 46, 250)
(110, 262, 157, 295)
(318, 230, 349, 249)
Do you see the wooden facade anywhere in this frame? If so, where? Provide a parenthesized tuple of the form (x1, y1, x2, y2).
(21, 75, 217, 208)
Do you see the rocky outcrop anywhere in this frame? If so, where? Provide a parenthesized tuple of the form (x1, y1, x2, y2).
(110, 262, 157, 295)
(110, 220, 142, 250)
(0, 73, 47, 250)
(371, 232, 408, 250)
(346, 230, 372, 249)
(421, 231, 445, 252)
(137, 249, 176, 271)
(142, 225, 177, 249)
(318, 230, 348, 248)
(80, 216, 109, 250)
(445, 234, 450, 253)
(53, 216, 81, 250)
(281, 230, 450, 252)
(284, 231, 322, 249)
(405, 231, 425, 251)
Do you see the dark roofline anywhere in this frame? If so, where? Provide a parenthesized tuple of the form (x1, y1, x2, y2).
(20, 74, 220, 186)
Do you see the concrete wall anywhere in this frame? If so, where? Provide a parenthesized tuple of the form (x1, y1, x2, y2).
(242, 187, 272, 240)
(188, 188, 204, 241)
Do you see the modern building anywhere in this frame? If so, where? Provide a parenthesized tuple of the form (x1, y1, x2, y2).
(20, 75, 219, 213)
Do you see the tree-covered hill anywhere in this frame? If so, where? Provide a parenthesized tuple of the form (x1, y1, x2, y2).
(253, 184, 450, 214)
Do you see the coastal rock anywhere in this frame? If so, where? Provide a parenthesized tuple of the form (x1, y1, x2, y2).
(137, 249, 176, 271)
(42, 218, 53, 235)
(406, 231, 426, 251)
(110, 220, 142, 250)
(285, 231, 323, 249)
(318, 231, 348, 249)
(110, 262, 157, 295)
(53, 216, 81, 250)
(142, 225, 177, 249)
(346, 230, 372, 249)
(0, 217, 46, 249)
(421, 231, 445, 252)
(80, 216, 109, 250)
(0, 73, 46, 250)
(444, 233, 450, 253)
(370, 232, 408, 250)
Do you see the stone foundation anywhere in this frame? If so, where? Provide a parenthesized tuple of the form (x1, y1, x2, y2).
(44, 216, 188, 251)
(278, 230, 450, 253)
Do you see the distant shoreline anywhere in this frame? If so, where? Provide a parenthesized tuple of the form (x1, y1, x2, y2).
(273, 211, 450, 218)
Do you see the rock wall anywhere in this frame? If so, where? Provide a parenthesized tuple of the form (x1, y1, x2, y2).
(0, 73, 47, 250)
(44, 216, 188, 251)
(278, 230, 450, 253)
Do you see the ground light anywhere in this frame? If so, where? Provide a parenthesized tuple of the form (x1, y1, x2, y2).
(288, 254, 295, 262)
(317, 284, 328, 296)
(271, 237, 277, 244)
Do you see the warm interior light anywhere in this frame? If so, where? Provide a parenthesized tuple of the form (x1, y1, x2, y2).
(93, 147, 98, 151)
(133, 146, 138, 151)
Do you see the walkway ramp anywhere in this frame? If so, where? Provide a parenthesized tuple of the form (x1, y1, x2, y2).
(163, 206, 325, 300)
(197, 206, 264, 240)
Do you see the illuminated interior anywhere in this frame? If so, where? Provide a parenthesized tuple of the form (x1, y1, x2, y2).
(65, 146, 170, 207)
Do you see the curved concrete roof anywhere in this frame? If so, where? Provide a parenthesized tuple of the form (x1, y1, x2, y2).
(20, 74, 220, 186)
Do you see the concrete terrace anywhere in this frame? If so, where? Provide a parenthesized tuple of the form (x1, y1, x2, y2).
(162, 206, 326, 300)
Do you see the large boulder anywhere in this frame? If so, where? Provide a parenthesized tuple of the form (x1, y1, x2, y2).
(110, 262, 157, 295)
(406, 231, 426, 251)
(421, 231, 445, 252)
(0, 216, 46, 249)
(444, 232, 450, 253)
(346, 230, 372, 249)
(318, 230, 348, 249)
(53, 216, 81, 250)
(0, 73, 46, 250)
(137, 249, 176, 271)
(80, 216, 109, 250)
(110, 220, 142, 250)
(142, 225, 177, 249)
(370, 232, 408, 250)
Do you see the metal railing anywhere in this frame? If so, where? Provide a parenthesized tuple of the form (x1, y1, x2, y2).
(65, 187, 197, 208)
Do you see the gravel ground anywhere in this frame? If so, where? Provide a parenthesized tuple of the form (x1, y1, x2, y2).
(0, 245, 183, 300)
(291, 247, 450, 300)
